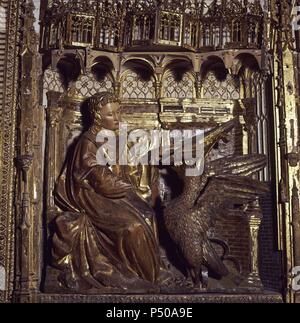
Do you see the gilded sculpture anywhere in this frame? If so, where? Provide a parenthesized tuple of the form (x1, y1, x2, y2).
(53, 93, 165, 291)
(51, 92, 269, 292)
(1, 0, 300, 304)
(165, 153, 268, 287)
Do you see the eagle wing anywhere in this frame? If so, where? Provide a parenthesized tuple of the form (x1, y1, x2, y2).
(197, 154, 269, 220)
(194, 154, 268, 276)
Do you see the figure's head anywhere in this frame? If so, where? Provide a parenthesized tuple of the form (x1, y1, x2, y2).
(89, 92, 120, 131)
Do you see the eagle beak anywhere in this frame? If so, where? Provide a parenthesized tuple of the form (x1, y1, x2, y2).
(204, 117, 238, 156)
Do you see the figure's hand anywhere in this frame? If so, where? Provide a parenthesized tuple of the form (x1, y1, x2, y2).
(125, 191, 155, 220)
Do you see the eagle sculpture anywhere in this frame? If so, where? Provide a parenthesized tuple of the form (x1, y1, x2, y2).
(164, 118, 268, 287)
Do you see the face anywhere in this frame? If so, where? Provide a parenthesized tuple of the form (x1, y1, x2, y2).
(99, 101, 120, 131)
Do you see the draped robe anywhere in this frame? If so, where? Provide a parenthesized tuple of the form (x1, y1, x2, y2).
(52, 129, 163, 290)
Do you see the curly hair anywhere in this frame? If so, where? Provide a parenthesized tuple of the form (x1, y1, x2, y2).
(89, 92, 120, 122)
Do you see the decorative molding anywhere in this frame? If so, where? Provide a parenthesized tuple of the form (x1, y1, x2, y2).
(0, 0, 21, 303)
(39, 292, 283, 304)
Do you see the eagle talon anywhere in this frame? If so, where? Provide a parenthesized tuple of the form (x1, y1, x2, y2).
(189, 267, 208, 290)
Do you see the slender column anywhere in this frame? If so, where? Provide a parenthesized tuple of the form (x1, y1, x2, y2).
(45, 91, 63, 214)
(245, 200, 264, 290)
(155, 73, 163, 100)
(14, 155, 34, 303)
(114, 72, 121, 98)
(195, 72, 203, 99)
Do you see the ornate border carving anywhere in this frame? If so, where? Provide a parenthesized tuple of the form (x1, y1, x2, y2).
(39, 293, 283, 304)
(0, 0, 21, 303)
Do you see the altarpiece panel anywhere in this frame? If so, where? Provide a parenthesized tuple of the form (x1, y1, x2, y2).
(0, 0, 300, 303)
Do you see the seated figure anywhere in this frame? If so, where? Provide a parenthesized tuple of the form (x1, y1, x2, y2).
(52, 92, 165, 291)
(52, 92, 267, 292)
